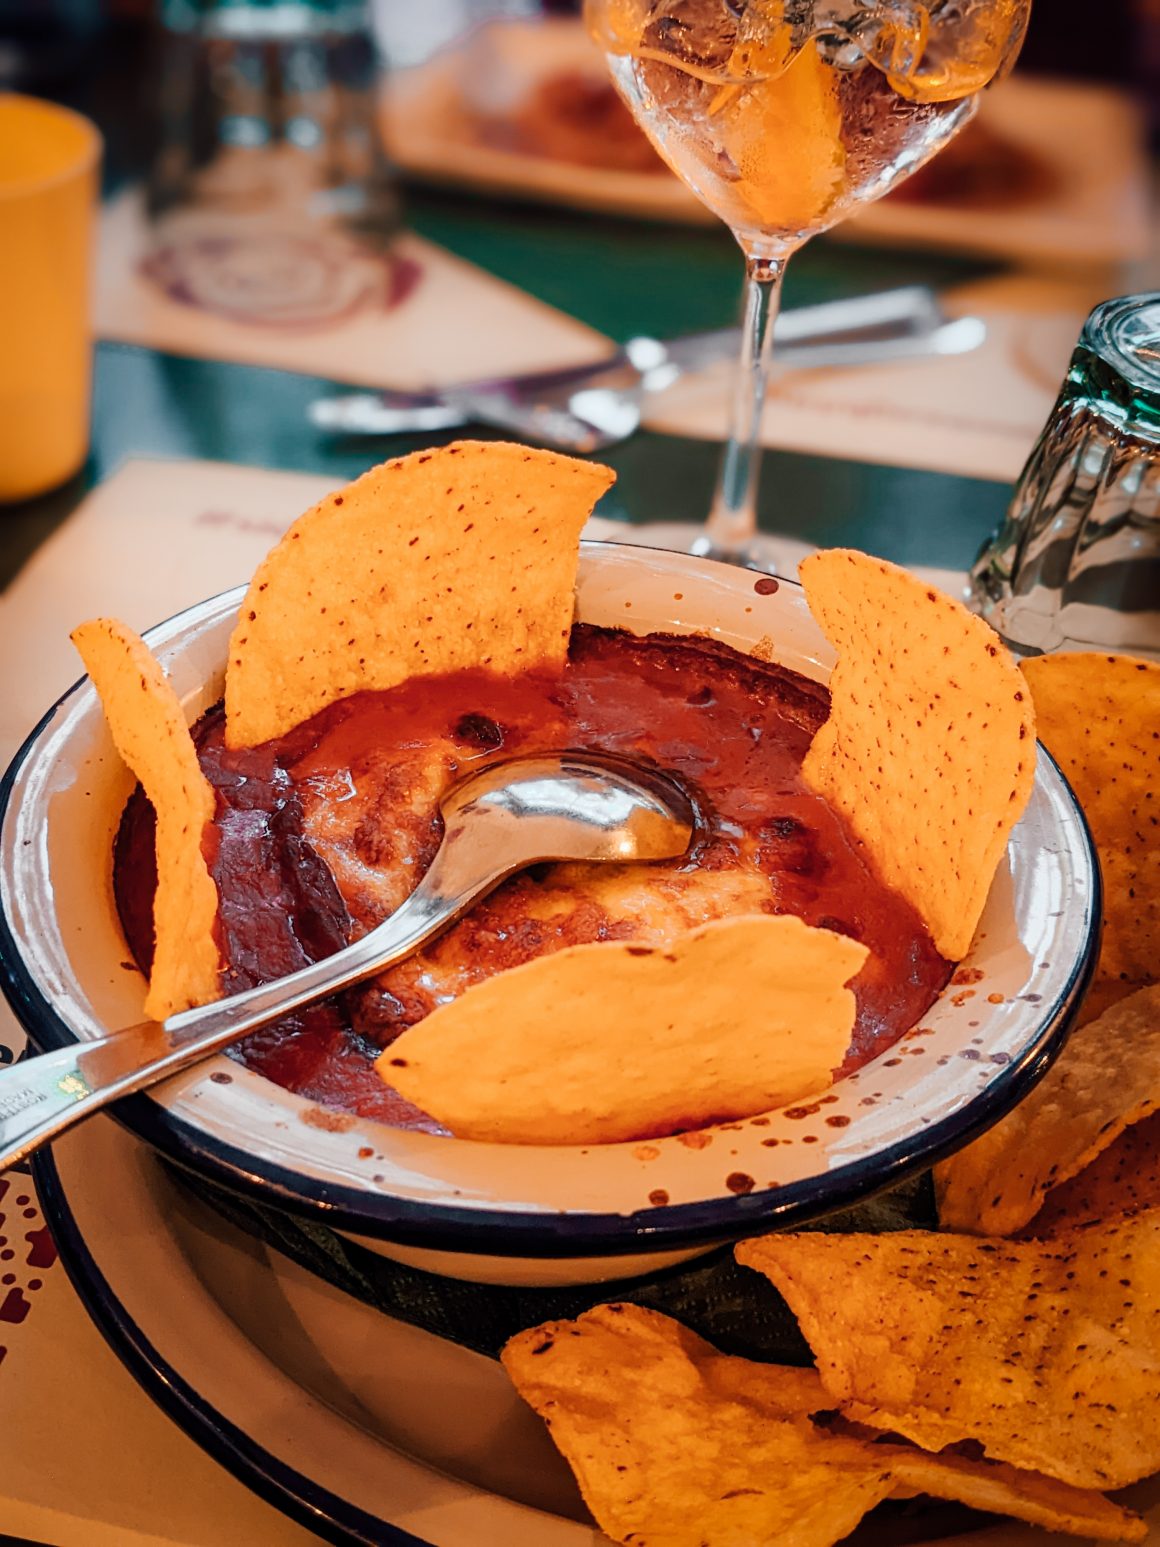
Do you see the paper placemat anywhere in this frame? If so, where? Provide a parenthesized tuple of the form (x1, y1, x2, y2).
(96, 191, 608, 391)
(97, 193, 1144, 485)
(0, 455, 962, 1545)
(0, 461, 358, 1544)
(0, 1195, 321, 1547)
(644, 273, 1124, 483)
(99, 192, 1145, 487)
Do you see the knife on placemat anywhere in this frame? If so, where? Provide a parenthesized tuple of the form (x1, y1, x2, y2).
(308, 287, 985, 452)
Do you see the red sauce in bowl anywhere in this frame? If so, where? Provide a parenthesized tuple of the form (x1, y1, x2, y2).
(115, 627, 949, 1134)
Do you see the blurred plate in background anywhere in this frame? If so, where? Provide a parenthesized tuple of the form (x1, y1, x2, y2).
(381, 17, 1151, 268)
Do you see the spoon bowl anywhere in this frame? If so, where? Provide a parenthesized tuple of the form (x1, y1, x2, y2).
(436, 752, 696, 877)
(0, 752, 693, 1172)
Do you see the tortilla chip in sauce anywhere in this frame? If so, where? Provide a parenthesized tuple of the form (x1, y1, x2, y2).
(224, 441, 614, 748)
(800, 550, 1034, 961)
(72, 619, 221, 1019)
(383, 915, 867, 1144)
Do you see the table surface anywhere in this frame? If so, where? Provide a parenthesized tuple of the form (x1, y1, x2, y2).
(0, 169, 1013, 593)
(0, 40, 1125, 1547)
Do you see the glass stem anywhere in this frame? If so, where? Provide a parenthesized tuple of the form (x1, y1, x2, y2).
(702, 252, 788, 556)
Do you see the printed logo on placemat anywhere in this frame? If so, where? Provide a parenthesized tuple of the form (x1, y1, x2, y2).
(142, 235, 423, 330)
(0, 1171, 58, 1370)
(1, 1012, 59, 1369)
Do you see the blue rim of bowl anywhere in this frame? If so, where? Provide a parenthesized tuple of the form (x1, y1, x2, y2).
(33, 1142, 434, 1547)
(0, 610, 1102, 1260)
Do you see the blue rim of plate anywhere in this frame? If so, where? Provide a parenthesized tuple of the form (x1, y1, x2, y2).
(33, 1140, 435, 1547)
(0, 638, 1101, 1259)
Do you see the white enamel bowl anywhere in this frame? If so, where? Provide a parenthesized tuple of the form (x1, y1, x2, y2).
(0, 543, 1098, 1286)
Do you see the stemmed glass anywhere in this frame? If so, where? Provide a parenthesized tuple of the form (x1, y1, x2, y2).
(584, 0, 1032, 569)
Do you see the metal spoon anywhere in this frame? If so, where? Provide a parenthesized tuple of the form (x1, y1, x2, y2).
(0, 753, 693, 1172)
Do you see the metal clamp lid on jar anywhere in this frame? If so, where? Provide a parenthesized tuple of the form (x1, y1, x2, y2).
(970, 292, 1160, 661)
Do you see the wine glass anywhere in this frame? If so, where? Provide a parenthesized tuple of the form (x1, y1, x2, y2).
(584, 0, 1032, 569)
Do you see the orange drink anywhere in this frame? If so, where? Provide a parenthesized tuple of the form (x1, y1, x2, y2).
(582, 0, 1030, 567)
(0, 95, 101, 502)
(589, 1, 1028, 252)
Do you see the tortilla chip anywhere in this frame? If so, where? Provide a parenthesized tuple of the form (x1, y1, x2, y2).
(1021, 652, 1160, 1017)
(1026, 1109, 1160, 1236)
(381, 915, 867, 1145)
(933, 983, 1160, 1235)
(800, 550, 1035, 961)
(502, 1303, 1144, 1546)
(72, 619, 221, 1020)
(738, 1210, 1160, 1490)
(504, 1303, 898, 1547)
(882, 1448, 1144, 1541)
(224, 441, 614, 748)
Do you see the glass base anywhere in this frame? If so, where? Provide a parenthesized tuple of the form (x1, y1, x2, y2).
(605, 520, 816, 577)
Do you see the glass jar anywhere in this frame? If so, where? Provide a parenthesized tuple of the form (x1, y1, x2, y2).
(970, 293, 1160, 660)
(145, 0, 400, 327)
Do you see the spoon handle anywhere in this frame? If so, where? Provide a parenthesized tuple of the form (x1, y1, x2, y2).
(0, 846, 510, 1174)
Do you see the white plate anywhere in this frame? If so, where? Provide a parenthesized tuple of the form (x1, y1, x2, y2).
(35, 1116, 1160, 1547)
(381, 18, 1150, 268)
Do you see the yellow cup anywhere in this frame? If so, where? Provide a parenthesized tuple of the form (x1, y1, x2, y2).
(0, 95, 101, 503)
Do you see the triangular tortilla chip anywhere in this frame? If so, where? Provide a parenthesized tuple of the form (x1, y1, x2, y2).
(381, 915, 867, 1144)
(1021, 652, 1160, 1020)
(800, 550, 1035, 961)
(224, 441, 614, 748)
(505, 1303, 897, 1547)
(72, 619, 221, 1019)
(502, 1303, 1144, 1546)
(882, 1447, 1143, 1541)
(738, 1210, 1160, 1490)
(934, 983, 1160, 1235)
(1026, 1109, 1160, 1236)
